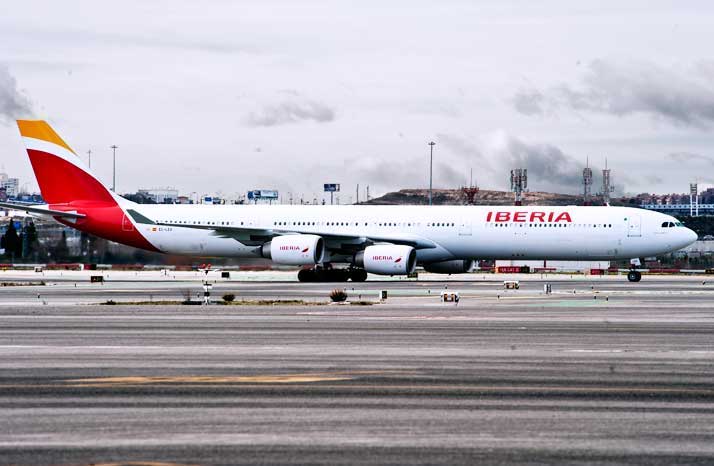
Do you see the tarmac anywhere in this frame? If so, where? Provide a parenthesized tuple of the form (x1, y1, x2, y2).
(0, 271, 713, 465)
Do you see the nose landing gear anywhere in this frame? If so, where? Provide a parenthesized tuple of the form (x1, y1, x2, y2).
(627, 270, 642, 282)
(627, 258, 642, 282)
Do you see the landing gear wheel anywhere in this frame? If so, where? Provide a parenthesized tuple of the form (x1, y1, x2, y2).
(325, 269, 350, 282)
(299, 267, 361, 282)
(350, 269, 368, 282)
(339, 269, 351, 282)
(298, 269, 315, 282)
(627, 270, 642, 282)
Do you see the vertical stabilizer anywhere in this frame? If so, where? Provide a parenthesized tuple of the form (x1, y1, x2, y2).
(17, 120, 114, 205)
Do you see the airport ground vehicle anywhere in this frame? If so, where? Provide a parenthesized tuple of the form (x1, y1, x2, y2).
(0, 120, 697, 282)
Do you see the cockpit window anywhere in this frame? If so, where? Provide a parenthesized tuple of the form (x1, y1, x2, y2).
(661, 222, 670, 228)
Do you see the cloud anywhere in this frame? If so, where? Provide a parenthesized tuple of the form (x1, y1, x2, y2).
(244, 100, 336, 127)
(486, 131, 590, 192)
(644, 175, 664, 185)
(436, 133, 490, 170)
(513, 60, 714, 127)
(438, 131, 598, 194)
(668, 152, 714, 165)
(0, 65, 34, 125)
(511, 89, 546, 116)
(339, 155, 467, 192)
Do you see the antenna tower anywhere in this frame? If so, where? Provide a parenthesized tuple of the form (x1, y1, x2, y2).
(510, 168, 527, 206)
(601, 159, 614, 205)
(582, 157, 593, 206)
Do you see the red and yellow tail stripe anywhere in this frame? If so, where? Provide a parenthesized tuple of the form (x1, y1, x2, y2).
(15, 119, 159, 252)
(17, 120, 76, 154)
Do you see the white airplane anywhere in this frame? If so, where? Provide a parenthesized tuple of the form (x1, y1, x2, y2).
(0, 120, 697, 283)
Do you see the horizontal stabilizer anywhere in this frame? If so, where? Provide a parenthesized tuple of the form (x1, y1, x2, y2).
(0, 201, 86, 219)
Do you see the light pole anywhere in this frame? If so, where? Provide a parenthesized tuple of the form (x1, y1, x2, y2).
(87, 149, 92, 169)
(428, 141, 435, 206)
(110, 145, 118, 191)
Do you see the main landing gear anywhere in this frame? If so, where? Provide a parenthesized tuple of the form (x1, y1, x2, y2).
(297, 266, 368, 282)
(627, 270, 642, 282)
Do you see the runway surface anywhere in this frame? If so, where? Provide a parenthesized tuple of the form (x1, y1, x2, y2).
(3, 269, 714, 306)
(1, 276, 714, 465)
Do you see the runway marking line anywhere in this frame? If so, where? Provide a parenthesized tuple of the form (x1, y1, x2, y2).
(86, 462, 197, 466)
(40, 380, 714, 396)
(68, 375, 352, 386)
(65, 370, 413, 387)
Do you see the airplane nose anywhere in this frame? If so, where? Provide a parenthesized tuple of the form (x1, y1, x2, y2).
(686, 228, 698, 244)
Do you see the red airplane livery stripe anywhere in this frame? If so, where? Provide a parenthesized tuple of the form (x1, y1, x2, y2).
(486, 211, 572, 223)
(27, 149, 159, 252)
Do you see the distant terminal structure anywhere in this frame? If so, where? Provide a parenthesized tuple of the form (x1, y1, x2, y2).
(247, 189, 279, 205)
(640, 182, 714, 217)
(510, 168, 527, 206)
(0, 172, 20, 198)
(137, 187, 179, 204)
(640, 203, 714, 217)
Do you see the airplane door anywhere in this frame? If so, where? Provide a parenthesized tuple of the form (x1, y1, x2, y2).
(121, 214, 135, 232)
(459, 219, 472, 236)
(627, 215, 642, 237)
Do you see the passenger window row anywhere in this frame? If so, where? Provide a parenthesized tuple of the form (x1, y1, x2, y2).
(161, 220, 240, 226)
(492, 223, 614, 228)
(271, 221, 457, 228)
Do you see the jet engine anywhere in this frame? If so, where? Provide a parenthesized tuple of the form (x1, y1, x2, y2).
(261, 235, 325, 265)
(354, 245, 416, 275)
(423, 259, 476, 274)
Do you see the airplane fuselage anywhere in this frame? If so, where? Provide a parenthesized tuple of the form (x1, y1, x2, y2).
(119, 204, 695, 262)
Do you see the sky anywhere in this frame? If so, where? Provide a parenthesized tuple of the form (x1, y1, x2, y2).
(2, 0, 714, 201)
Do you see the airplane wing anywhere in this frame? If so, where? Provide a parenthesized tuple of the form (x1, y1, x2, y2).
(127, 209, 436, 250)
(0, 201, 86, 219)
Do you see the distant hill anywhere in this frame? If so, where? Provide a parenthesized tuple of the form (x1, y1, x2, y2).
(362, 188, 588, 206)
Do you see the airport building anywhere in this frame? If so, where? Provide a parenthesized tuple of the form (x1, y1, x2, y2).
(639, 186, 714, 216)
(137, 187, 179, 204)
(640, 203, 714, 216)
(0, 172, 20, 197)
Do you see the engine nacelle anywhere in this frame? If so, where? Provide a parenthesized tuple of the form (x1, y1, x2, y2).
(261, 234, 325, 265)
(355, 245, 416, 275)
(423, 259, 476, 274)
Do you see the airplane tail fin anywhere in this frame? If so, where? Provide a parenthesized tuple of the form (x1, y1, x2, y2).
(17, 120, 116, 205)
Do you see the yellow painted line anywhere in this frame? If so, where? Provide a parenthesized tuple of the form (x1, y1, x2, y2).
(65, 370, 412, 386)
(68, 375, 352, 385)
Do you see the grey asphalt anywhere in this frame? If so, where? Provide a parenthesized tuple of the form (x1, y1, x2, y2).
(0, 289, 713, 465)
